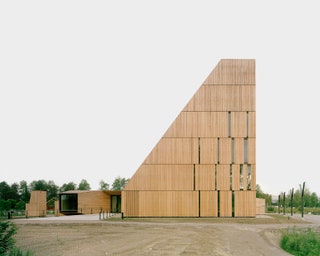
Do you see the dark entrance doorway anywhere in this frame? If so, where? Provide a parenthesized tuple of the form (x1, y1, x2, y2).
(111, 195, 121, 213)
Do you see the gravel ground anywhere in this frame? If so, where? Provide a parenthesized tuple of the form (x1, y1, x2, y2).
(12, 214, 320, 256)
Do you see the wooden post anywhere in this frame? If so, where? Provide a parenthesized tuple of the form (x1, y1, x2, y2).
(300, 182, 305, 218)
(283, 192, 286, 215)
(290, 188, 294, 216)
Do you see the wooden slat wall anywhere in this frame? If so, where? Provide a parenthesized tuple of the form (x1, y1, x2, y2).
(197, 112, 213, 137)
(200, 191, 218, 217)
(216, 165, 230, 190)
(200, 138, 218, 164)
(231, 112, 247, 137)
(248, 138, 256, 164)
(256, 198, 265, 215)
(219, 138, 232, 164)
(144, 138, 198, 164)
(234, 191, 256, 217)
(214, 112, 229, 137)
(122, 191, 139, 217)
(248, 112, 256, 137)
(124, 164, 194, 190)
(219, 191, 232, 217)
(123, 59, 256, 218)
(163, 112, 187, 138)
(195, 164, 215, 190)
(203, 59, 255, 85)
(125, 191, 199, 217)
(241, 86, 256, 111)
(78, 191, 111, 214)
(233, 138, 244, 164)
(232, 165, 240, 190)
(26, 191, 46, 217)
(250, 164, 256, 190)
(242, 165, 248, 190)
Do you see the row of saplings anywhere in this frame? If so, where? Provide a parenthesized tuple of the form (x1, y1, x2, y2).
(1, 219, 320, 256)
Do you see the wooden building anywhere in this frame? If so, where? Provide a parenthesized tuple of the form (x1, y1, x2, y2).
(55, 190, 121, 215)
(122, 59, 256, 217)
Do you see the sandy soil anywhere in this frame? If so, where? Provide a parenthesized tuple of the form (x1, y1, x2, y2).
(11, 214, 319, 256)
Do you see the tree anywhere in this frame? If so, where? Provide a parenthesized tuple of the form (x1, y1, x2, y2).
(8, 183, 20, 201)
(46, 180, 59, 209)
(77, 179, 91, 190)
(0, 181, 10, 200)
(19, 180, 30, 203)
(111, 176, 129, 190)
(59, 182, 77, 192)
(99, 180, 110, 190)
(256, 184, 272, 206)
(30, 180, 48, 191)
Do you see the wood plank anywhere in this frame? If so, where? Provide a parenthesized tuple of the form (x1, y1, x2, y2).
(231, 112, 247, 137)
(200, 191, 218, 217)
(219, 191, 232, 217)
(203, 59, 255, 85)
(216, 165, 230, 190)
(234, 191, 256, 217)
(195, 164, 215, 190)
(219, 138, 232, 164)
(200, 138, 218, 164)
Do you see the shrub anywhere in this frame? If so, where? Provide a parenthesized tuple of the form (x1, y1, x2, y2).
(0, 221, 17, 255)
(280, 227, 320, 256)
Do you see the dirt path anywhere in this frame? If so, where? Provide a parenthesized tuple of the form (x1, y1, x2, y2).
(12, 214, 319, 256)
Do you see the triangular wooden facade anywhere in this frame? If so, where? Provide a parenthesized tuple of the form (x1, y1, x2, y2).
(122, 59, 256, 217)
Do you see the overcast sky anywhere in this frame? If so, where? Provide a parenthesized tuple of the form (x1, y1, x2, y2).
(1, 1, 319, 196)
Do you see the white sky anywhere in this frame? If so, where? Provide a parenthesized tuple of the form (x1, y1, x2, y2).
(1, 1, 319, 196)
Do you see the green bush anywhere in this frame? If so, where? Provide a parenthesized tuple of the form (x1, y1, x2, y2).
(0, 221, 17, 255)
(0, 221, 33, 256)
(281, 227, 320, 256)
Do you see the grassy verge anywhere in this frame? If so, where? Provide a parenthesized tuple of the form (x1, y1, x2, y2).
(281, 227, 320, 256)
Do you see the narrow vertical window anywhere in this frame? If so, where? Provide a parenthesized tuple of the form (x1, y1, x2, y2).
(232, 191, 235, 217)
(228, 111, 231, 137)
(247, 164, 251, 190)
(244, 138, 248, 163)
(240, 164, 243, 190)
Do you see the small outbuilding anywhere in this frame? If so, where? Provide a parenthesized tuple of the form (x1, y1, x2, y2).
(55, 190, 121, 215)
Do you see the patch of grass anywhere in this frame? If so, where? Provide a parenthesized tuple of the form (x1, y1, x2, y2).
(280, 227, 320, 256)
(104, 214, 306, 225)
(6, 247, 34, 256)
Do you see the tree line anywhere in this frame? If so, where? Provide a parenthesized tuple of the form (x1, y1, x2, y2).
(256, 184, 320, 211)
(0, 177, 129, 213)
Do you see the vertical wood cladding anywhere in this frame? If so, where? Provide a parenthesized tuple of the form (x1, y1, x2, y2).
(123, 59, 256, 217)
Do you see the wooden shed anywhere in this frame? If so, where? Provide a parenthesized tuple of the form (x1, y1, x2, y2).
(122, 59, 257, 217)
(56, 190, 121, 215)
